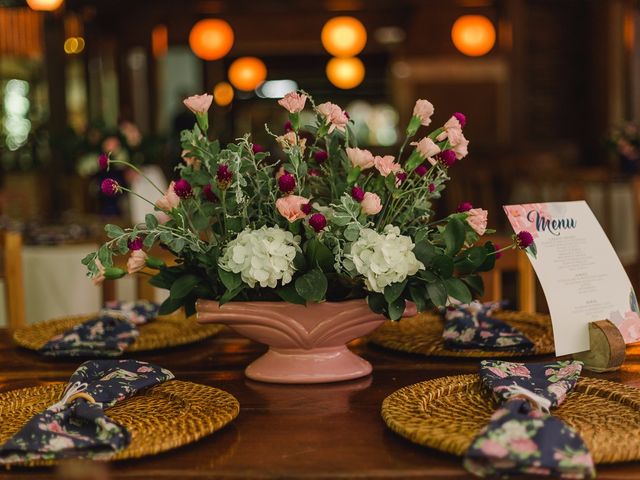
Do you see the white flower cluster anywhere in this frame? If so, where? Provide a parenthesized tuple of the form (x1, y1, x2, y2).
(348, 225, 424, 293)
(219, 226, 301, 289)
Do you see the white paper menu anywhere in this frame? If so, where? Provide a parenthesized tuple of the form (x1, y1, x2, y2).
(504, 201, 640, 356)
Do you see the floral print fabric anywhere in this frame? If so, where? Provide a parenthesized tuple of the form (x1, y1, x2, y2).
(0, 359, 174, 464)
(39, 301, 159, 357)
(464, 360, 595, 479)
(442, 301, 533, 352)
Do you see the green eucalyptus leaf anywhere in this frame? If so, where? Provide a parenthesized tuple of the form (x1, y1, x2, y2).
(462, 274, 484, 296)
(159, 296, 184, 316)
(145, 213, 159, 229)
(388, 297, 406, 321)
(444, 278, 472, 304)
(431, 255, 454, 279)
(426, 281, 447, 307)
(414, 241, 436, 266)
(444, 217, 466, 256)
(295, 269, 328, 302)
(217, 266, 242, 291)
(384, 279, 407, 303)
(170, 274, 201, 299)
(105, 224, 124, 239)
(409, 285, 427, 311)
(367, 293, 386, 314)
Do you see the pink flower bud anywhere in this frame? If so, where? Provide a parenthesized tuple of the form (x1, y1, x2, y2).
(127, 250, 148, 274)
(183, 94, 213, 114)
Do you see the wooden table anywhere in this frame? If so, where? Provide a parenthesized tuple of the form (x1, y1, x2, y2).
(1, 329, 640, 479)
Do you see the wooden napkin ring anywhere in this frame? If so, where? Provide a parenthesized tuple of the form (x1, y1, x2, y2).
(65, 392, 96, 405)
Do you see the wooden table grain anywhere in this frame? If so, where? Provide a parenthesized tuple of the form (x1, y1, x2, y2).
(1, 329, 640, 479)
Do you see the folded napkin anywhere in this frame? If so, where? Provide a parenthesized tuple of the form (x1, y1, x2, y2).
(442, 301, 534, 352)
(464, 360, 595, 478)
(0, 359, 174, 464)
(39, 301, 159, 357)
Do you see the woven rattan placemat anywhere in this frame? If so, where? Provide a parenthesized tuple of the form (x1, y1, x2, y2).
(382, 374, 640, 464)
(13, 313, 224, 353)
(369, 311, 554, 357)
(0, 380, 239, 466)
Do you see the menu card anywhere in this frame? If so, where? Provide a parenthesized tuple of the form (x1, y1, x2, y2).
(504, 201, 640, 356)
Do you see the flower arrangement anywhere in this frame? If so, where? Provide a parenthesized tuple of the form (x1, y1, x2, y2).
(83, 91, 523, 319)
(607, 121, 640, 173)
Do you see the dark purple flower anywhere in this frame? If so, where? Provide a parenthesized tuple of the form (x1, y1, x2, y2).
(494, 243, 502, 260)
(173, 179, 193, 198)
(98, 153, 109, 170)
(301, 203, 312, 215)
(278, 173, 296, 194)
(314, 150, 328, 164)
(101, 178, 120, 196)
(439, 149, 457, 167)
(127, 237, 143, 251)
(415, 164, 428, 177)
(217, 164, 233, 187)
(203, 184, 218, 202)
(308, 168, 321, 177)
(309, 213, 327, 232)
(453, 112, 466, 128)
(396, 172, 408, 184)
(351, 186, 365, 202)
(516, 231, 534, 249)
(428, 183, 435, 192)
(284, 121, 293, 133)
(252, 143, 265, 154)
(457, 202, 473, 212)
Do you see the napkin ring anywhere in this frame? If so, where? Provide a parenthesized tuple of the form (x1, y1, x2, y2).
(65, 392, 96, 405)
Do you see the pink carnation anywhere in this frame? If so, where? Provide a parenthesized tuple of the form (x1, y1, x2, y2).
(276, 195, 310, 222)
(412, 99, 435, 127)
(346, 147, 375, 170)
(374, 155, 401, 177)
(155, 181, 181, 212)
(278, 91, 307, 113)
(411, 137, 440, 165)
(361, 192, 382, 215)
(466, 208, 488, 236)
(127, 250, 147, 274)
(316, 102, 349, 133)
(183, 93, 213, 114)
(92, 259, 106, 286)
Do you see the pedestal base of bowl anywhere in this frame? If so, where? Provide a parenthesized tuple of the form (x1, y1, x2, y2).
(245, 346, 372, 384)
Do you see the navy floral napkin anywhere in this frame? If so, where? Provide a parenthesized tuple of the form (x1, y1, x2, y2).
(442, 301, 534, 352)
(0, 359, 174, 464)
(39, 301, 160, 357)
(464, 360, 595, 478)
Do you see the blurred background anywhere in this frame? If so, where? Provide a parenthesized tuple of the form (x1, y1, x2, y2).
(0, 0, 639, 322)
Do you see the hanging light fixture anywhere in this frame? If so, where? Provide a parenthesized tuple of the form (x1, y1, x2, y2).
(26, 0, 64, 11)
(326, 57, 365, 90)
(189, 19, 234, 61)
(451, 15, 496, 57)
(321, 16, 367, 57)
(228, 57, 267, 91)
(213, 81, 234, 106)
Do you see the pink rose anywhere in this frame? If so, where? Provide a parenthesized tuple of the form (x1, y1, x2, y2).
(127, 250, 147, 274)
(346, 147, 375, 170)
(466, 208, 488, 236)
(411, 137, 440, 165)
(276, 195, 310, 222)
(183, 94, 213, 114)
(155, 181, 181, 212)
(316, 102, 349, 133)
(278, 91, 307, 113)
(92, 258, 106, 286)
(412, 99, 434, 127)
(360, 192, 382, 215)
(374, 155, 401, 177)
(479, 439, 508, 458)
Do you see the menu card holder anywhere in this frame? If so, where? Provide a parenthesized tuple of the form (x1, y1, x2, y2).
(573, 320, 626, 372)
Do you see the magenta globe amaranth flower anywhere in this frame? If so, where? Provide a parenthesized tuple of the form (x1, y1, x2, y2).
(127, 237, 144, 251)
(98, 153, 109, 170)
(203, 184, 218, 202)
(494, 243, 503, 260)
(309, 213, 327, 232)
(453, 112, 467, 128)
(252, 143, 265, 154)
(428, 183, 435, 192)
(414, 164, 428, 177)
(516, 231, 534, 249)
(301, 203, 312, 215)
(351, 186, 365, 202)
(173, 179, 193, 198)
(439, 149, 457, 167)
(217, 164, 233, 188)
(284, 120, 293, 133)
(308, 168, 321, 177)
(101, 178, 121, 196)
(278, 173, 296, 194)
(457, 202, 473, 212)
(396, 172, 408, 184)
(314, 150, 328, 164)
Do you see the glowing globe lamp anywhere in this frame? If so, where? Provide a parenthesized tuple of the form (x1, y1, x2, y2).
(26, 0, 63, 10)
(213, 81, 234, 106)
(189, 19, 234, 61)
(228, 57, 267, 91)
(326, 57, 365, 90)
(321, 16, 367, 57)
(451, 15, 496, 57)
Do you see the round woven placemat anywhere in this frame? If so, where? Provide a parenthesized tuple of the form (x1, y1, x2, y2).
(0, 380, 239, 466)
(13, 313, 224, 353)
(369, 311, 554, 357)
(382, 374, 640, 464)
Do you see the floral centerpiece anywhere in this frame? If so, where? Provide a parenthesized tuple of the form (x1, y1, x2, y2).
(607, 121, 640, 174)
(83, 91, 526, 383)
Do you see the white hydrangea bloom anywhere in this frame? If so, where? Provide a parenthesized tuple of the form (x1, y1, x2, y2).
(219, 226, 301, 289)
(348, 225, 424, 293)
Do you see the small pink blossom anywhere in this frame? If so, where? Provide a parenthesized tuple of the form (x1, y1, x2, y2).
(155, 181, 181, 212)
(466, 208, 488, 236)
(127, 250, 147, 274)
(316, 102, 349, 133)
(346, 147, 375, 170)
(411, 137, 440, 165)
(183, 93, 213, 114)
(374, 155, 401, 177)
(479, 439, 509, 458)
(278, 91, 307, 113)
(92, 259, 106, 286)
(361, 192, 382, 215)
(276, 195, 310, 222)
(412, 99, 435, 126)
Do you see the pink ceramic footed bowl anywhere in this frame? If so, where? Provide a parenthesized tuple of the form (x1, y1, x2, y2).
(196, 299, 415, 384)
